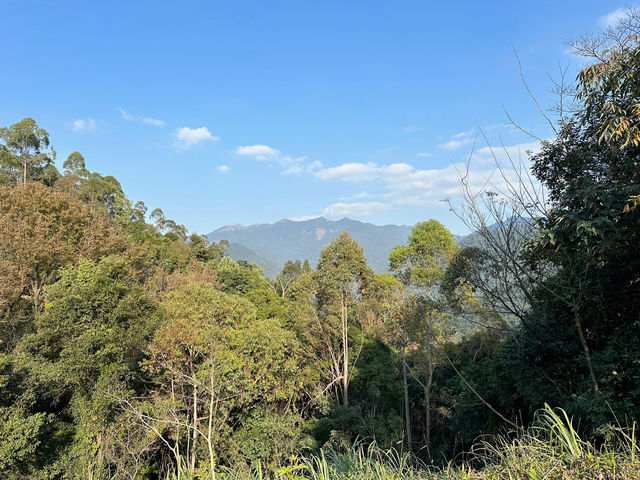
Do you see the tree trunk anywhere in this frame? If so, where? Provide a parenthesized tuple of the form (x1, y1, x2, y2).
(207, 369, 217, 480)
(31, 280, 43, 314)
(342, 291, 349, 407)
(425, 309, 433, 458)
(402, 327, 412, 452)
(573, 308, 599, 394)
(190, 380, 198, 477)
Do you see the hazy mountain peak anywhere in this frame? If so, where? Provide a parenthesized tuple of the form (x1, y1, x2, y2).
(217, 223, 247, 232)
(208, 217, 414, 277)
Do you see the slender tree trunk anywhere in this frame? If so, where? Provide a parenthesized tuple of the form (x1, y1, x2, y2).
(31, 280, 43, 314)
(402, 327, 412, 452)
(190, 380, 198, 477)
(342, 291, 349, 407)
(425, 308, 433, 458)
(207, 369, 217, 480)
(573, 308, 599, 394)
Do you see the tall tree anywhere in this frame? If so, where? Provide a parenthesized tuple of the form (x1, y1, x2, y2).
(272, 260, 303, 298)
(362, 273, 412, 450)
(0, 118, 57, 186)
(390, 220, 457, 455)
(316, 232, 373, 407)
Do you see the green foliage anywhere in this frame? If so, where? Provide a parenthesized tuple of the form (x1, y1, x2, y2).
(0, 117, 58, 186)
(9, 256, 160, 478)
(213, 256, 269, 294)
(0, 406, 51, 479)
(390, 220, 457, 288)
(230, 408, 315, 471)
(316, 232, 373, 299)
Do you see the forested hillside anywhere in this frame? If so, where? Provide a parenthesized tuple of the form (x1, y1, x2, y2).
(1, 16, 640, 480)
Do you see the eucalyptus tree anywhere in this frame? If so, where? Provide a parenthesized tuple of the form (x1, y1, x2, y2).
(315, 232, 373, 407)
(272, 260, 303, 298)
(390, 220, 457, 454)
(0, 117, 57, 185)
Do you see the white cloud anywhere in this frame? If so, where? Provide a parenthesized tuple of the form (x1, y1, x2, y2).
(141, 116, 166, 127)
(599, 7, 630, 28)
(438, 139, 468, 150)
(451, 128, 474, 139)
(118, 108, 166, 127)
(301, 140, 543, 219)
(218, 165, 230, 173)
(438, 128, 475, 150)
(235, 144, 280, 160)
(404, 125, 423, 133)
(472, 141, 540, 167)
(312, 162, 379, 182)
(228, 136, 542, 222)
(174, 126, 219, 149)
(287, 214, 323, 221)
(72, 118, 96, 132)
(417, 152, 432, 157)
(235, 144, 311, 176)
(281, 136, 545, 222)
(322, 201, 390, 218)
(351, 192, 377, 199)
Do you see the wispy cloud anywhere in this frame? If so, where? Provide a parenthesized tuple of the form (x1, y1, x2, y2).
(296, 139, 542, 220)
(451, 128, 474, 139)
(599, 7, 630, 28)
(438, 139, 468, 150)
(173, 126, 219, 149)
(231, 135, 541, 222)
(417, 152, 432, 157)
(72, 118, 96, 132)
(404, 125, 423, 133)
(118, 108, 166, 127)
(312, 162, 380, 182)
(217, 165, 230, 173)
(235, 144, 308, 174)
(235, 144, 280, 160)
(438, 128, 475, 150)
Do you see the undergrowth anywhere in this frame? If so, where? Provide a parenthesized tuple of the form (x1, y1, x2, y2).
(168, 405, 640, 479)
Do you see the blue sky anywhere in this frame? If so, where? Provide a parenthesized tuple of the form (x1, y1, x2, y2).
(0, 1, 629, 234)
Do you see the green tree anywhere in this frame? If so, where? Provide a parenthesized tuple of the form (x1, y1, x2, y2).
(316, 232, 373, 407)
(9, 256, 159, 479)
(0, 118, 57, 186)
(272, 260, 304, 298)
(390, 220, 457, 454)
(125, 282, 309, 477)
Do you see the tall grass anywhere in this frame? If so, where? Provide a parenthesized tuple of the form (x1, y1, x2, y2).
(168, 405, 640, 480)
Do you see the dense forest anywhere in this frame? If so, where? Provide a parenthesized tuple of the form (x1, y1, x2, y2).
(1, 18, 640, 480)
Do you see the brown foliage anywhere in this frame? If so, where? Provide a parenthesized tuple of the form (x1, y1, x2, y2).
(163, 260, 223, 293)
(0, 183, 126, 317)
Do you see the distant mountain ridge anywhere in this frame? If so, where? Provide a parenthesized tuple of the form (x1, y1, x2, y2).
(207, 217, 414, 277)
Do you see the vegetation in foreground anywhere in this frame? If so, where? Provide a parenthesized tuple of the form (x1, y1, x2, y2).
(2, 10, 640, 480)
(187, 406, 640, 480)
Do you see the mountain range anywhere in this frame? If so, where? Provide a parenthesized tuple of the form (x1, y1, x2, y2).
(207, 217, 418, 278)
